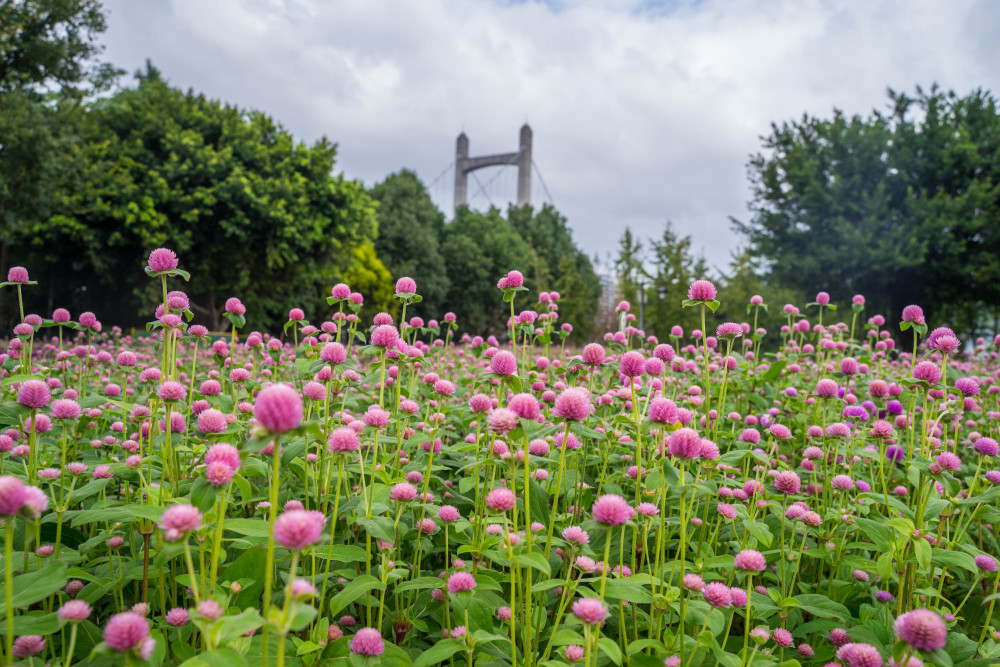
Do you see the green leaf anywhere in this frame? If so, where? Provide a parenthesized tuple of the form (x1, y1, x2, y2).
(760, 361, 787, 383)
(178, 647, 249, 667)
(602, 579, 654, 604)
(328, 575, 385, 618)
(223, 518, 270, 538)
(930, 548, 977, 573)
(744, 520, 773, 548)
(511, 551, 551, 577)
(413, 639, 464, 667)
(597, 637, 623, 665)
(5, 561, 67, 611)
(0, 612, 59, 635)
(914, 539, 931, 571)
(794, 594, 850, 621)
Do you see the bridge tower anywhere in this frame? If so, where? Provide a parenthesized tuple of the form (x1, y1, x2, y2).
(454, 124, 532, 211)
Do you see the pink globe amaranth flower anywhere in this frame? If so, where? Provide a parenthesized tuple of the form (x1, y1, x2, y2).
(320, 342, 347, 365)
(197, 409, 228, 434)
(976, 554, 998, 572)
(508, 393, 540, 420)
(687, 280, 717, 302)
(716, 322, 743, 338)
(197, 600, 223, 621)
(486, 487, 516, 512)
(488, 408, 518, 434)
(836, 643, 883, 667)
(773, 628, 794, 648)
(565, 645, 585, 662)
(932, 335, 960, 354)
(729, 586, 748, 608)
(562, 526, 590, 544)
(274, 509, 325, 550)
(165, 608, 190, 626)
(349, 628, 385, 656)
(870, 420, 893, 439)
(331, 283, 351, 300)
(648, 397, 678, 424)
(438, 505, 460, 522)
(254, 384, 303, 434)
(328, 427, 360, 453)
(206, 443, 241, 470)
(840, 357, 860, 375)
(668, 428, 702, 459)
(17, 379, 51, 410)
(52, 307, 71, 322)
(955, 376, 980, 396)
(50, 398, 81, 420)
(769, 424, 792, 439)
(592, 494, 635, 526)
(553, 387, 591, 421)
(157, 380, 186, 403)
(147, 248, 178, 273)
(468, 393, 491, 413)
(619, 350, 646, 378)
(390, 482, 417, 502)
(976, 437, 1000, 457)
(734, 548, 766, 572)
(362, 405, 390, 429)
(895, 609, 947, 651)
(571, 597, 608, 625)
(159, 504, 202, 540)
(0, 475, 28, 516)
(206, 461, 235, 486)
(447, 571, 477, 594)
(702, 582, 732, 608)
(912, 361, 942, 385)
(395, 276, 417, 295)
(371, 324, 400, 349)
(58, 599, 92, 622)
(288, 308, 305, 322)
(581, 343, 606, 366)
(815, 291, 830, 305)
(490, 350, 518, 376)
(902, 305, 925, 325)
(224, 297, 246, 315)
(12, 635, 44, 658)
(7, 266, 29, 283)
(104, 612, 151, 652)
(78, 311, 99, 329)
(774, 470, 801, 495)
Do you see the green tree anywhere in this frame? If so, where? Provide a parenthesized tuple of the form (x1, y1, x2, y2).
(14, 65, 379, 331)
(439, 206, 532, 335)
(508, 203, 602, 340)
(369, 169, 449, 317)
(735, 86, 1000, 338)
(644, 221, 709, 338)
(0, 0, 119, 324)
(614, 227, 646, 312)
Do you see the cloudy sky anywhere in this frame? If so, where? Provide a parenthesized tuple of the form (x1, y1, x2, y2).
(98, 0, 1000, 271)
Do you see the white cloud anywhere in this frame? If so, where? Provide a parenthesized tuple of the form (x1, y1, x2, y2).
(99, 0, 1000, 270)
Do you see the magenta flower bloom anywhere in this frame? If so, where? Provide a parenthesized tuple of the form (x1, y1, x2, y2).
(895, 609, 947, 651)
(592, 494, 635, 526)
(159, 504, 202, 541)
(734, 548, 766, 572)
(485, 487, 516, 512)
(157, 380, 186, 403)
(274, 510, 325, 550)
(490, 351, 518, 376)
(320, 342, 347, 365)
(774, 470, 801, 495)
(668, 428, 702, 459)
(50, 399, 81, 420)
(582, 343, 606, 365)
(716, 322, 743, 339)
(17, 379, 51, 410)
(648, 397, 679, 424)
(619, 350, 645, 377)
(254, 383, 303, 434)
(390, 482, 417, 502)
(975, 555, 998, 572)
(58, 600, 92, 622)
(902, 305, 925, 325)
(836, 643, 883, 667)
(571, 597, 608, 625)
(508, 393, 541, 420)
(912, 361, 942, 385)
(703, 582, 732, 608)
(553, 388, 591, 421)
(224, 297, 246, 315)
(12, 636, 44, 659)
(7, 266, 29, 283)
(371, 324, 400, 349)
(438, 505, 460, 522)
(447, 571, 477, 594)
(104, 612, 151, 652)
(328, 427, 360, 453)
(687, 280, 717, 302)
(165, 608, 190, 627)
(395, 276, 417, 295)
(197, 409, 228, 434)
(349, 628, 385, 656)
(147, 248, 178, 273)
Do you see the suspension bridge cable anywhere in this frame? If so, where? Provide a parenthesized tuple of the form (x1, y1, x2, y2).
(532, 159, 556, 207)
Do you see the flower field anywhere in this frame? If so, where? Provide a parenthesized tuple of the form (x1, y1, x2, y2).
(0, 251, 998, 667)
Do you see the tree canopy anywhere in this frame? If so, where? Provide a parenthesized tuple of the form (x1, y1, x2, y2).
(734, 86, 1000, 336)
